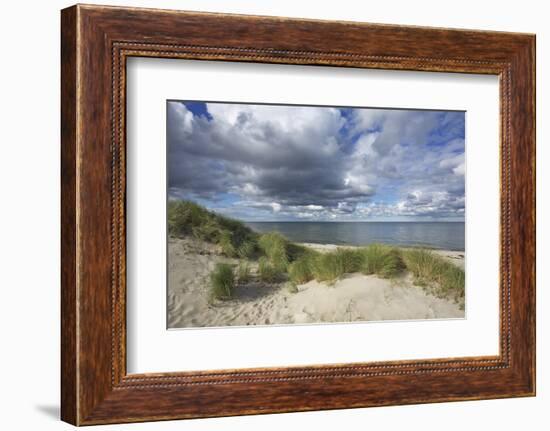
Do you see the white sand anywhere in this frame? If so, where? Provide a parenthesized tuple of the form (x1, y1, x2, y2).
(167, 237, 465, 328)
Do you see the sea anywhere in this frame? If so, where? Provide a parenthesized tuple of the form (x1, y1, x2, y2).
(245, 221, 465, 252)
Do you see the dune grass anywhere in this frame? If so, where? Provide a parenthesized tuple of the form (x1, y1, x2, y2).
(300, 245, 405, 284)
(219, 230, 236, 257)
(336, 248, 365, 274)
(402, 249, 465, 306)
(258, 232, 290, 272)
(288, 254, 315, 284)
(209, 263, 235, 301)
(286, 242, 311, 261)
(173, 200, 464, 305)
(237, 239, 256, 259)
(310, 252, 342, 283)
(287, 245, 402, 285)
(168, 200, 258, 257)
(258, 256, 282, 283)
(361, 244, 406, 278)
(236, 261, 251, 284)
(287, 246, 464, 305)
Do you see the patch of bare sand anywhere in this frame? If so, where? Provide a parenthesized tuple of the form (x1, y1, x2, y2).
(287, 273, 463, 324)
(167, 237, 464, 329)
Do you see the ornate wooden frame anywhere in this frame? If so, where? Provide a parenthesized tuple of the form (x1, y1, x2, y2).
(61, 4, 536, 425)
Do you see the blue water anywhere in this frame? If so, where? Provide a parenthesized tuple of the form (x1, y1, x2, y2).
(245, 222, 465, 252)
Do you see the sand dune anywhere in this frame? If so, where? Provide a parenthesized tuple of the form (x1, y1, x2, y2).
(167, 237, 465, 329)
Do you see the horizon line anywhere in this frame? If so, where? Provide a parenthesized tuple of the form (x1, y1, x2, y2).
(241, 220, 466, 223)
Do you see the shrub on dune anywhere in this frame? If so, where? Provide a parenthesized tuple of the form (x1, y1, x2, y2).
(209, 263, 235, 300)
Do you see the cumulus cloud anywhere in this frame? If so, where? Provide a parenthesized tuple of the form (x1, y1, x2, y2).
(167, 101, 465, 221)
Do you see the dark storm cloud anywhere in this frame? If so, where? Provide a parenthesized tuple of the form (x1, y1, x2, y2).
(167, 101, 465, 221)
(168, 102, 374, 209)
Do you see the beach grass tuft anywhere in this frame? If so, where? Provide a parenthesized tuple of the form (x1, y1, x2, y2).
(361, 244, 405, 278)
(288, 254, 315, 284)
(236, 260, 251, 283)
(336, 248, 365, 273)
(258, 256, 280, 283)
(308, 248, 360, 283)
(237, 239, 256, 259)
(219, 230, 236, 257)
(209, 263, 235, 300)
(310, 252, 343, 283)
(258, 232, 289, 272)
(286, 242, 311, 261)
(289, 246, 402, 284)
(402, 249, 465, 305)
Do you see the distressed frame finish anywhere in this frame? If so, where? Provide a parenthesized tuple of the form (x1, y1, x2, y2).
(61, 4, 535, 426)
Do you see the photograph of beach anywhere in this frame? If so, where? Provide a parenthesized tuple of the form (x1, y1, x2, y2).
(166, 101, 466, 328)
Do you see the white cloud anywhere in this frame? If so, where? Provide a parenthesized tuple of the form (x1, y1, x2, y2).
(270, 202, 281, 213)
(168, 102, 465, 221)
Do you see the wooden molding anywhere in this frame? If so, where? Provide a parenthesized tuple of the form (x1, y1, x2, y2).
(61, 4, 535, 425)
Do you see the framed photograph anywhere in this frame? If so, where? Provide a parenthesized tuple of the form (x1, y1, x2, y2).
(61, 4, 536, 425)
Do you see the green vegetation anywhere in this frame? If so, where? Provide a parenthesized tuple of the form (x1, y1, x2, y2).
(310, 251, 346, 283)
(219, 230, 236, 257)
(258, 256, 280, 283)
(171, 200, 464, 305)
(236, 261, 251, 283)
(168, 200, 258, 257)
(257, 232, 290, 272)
(402, 249, 465, 305)
(361, 244, 406, 278)
(237, 239, 256, 259)
(336, 248, 365, 274)
(288, 254, 315, 284)
(286, 242, 311, 261)
(288, 245, 403, 285)
(209, 263, 235, 300)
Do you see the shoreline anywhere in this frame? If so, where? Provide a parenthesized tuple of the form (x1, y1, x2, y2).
(245, 221, 465, 254)
(298, 241, 464, 252)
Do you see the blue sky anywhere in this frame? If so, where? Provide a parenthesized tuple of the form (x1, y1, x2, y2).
(167, 101, 465, 222)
